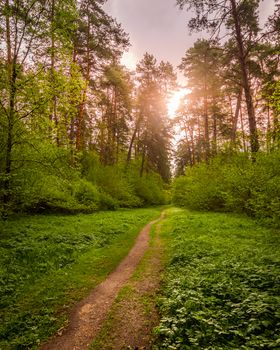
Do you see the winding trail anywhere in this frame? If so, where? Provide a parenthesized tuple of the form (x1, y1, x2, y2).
(41, 211, 164, 350)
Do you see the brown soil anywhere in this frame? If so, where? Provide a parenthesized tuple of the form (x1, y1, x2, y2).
(41, 212, 164, 350)
(91, 217, 165, 350)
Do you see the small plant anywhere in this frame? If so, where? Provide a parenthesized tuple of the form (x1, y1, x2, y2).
(154, 208, 280, 349)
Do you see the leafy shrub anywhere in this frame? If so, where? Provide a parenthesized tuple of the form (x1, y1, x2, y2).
(134, 173, 166, 205)
(99, 192, 119, 210)
(74, 179, 100, 205)
(172, 151, 280, 224)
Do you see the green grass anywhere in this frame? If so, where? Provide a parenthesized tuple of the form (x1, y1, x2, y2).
(154, 208, 280, 349)
(0, 208, 162, 350)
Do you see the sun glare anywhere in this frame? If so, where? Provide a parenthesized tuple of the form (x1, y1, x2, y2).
(121, 51, 137, 70)
(167, 89, 187, 118)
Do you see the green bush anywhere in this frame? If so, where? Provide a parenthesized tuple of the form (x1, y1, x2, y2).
(1, 145, 168, 216)
(81, 152, 166, 208)
(74, 179, 100, 205)
(172, 151, 280, 224)
(99, 192, 119, 211)
(134, 173, 166, 206)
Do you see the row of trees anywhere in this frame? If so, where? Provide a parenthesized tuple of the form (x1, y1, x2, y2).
(174, 0, 280, 174)
(0, 0, 174, 215)
(173, 0, 280, 223)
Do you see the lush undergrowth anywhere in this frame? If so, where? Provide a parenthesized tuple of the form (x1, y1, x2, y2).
(155, 208, 280, 349)
(0, 207, 162, 349)
(1, 148, 168, 217)
(173, 151, 280, 225)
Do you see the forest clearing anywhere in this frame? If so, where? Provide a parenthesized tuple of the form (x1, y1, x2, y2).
(1, 0, 280, 349)
(1, 208, 280, 349)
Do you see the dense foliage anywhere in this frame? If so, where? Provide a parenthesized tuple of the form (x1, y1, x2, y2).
(0, 208, 161, 349)
(172, 151, 280, 225)
(0, 1, 172, 217)
(155, 208, 280, 349)
(174, 0, 280, 171)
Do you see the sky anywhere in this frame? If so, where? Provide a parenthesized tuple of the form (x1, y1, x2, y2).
(103, 0, 275, 119)
(104, 0, 276, 73)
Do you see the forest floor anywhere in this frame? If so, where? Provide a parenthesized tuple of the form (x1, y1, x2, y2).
(2, 207, 279, 350)
(40, 211, 165, 350)
(0, 208, 162, 350)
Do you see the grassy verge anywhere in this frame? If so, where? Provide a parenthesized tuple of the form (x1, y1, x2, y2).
(154, 208, 280, 349)
(0, 208, 162, 350)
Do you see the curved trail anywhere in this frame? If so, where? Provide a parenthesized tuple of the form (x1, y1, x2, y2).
(41, 212, 164, 350)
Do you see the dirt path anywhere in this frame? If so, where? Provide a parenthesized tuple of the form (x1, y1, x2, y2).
(41, 212, 164, 350)
(90, 214, 166, 350)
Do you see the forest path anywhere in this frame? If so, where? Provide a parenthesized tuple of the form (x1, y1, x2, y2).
(41, 210, 166, 350)
(90, 210, 166, 350)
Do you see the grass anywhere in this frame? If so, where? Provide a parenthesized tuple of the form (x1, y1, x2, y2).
(154, 207, 280, 349)
(0, 208, 162, 350)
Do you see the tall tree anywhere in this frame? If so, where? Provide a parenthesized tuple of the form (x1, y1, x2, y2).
(74, 0, 129, 150)
(0, 0, 51, 213)
(131, 53, 174, 182)
(177, 0, 261, 156)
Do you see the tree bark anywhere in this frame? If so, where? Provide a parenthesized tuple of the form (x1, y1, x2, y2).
(231, 89, 242, 147)
(50, 0, 59, 146)
(3, 0, 16, 213)
(126, 115, 142, 165)
(76, 9, 90, 150)
(203, 79, 210, 162)
(230, 0, 259, 156)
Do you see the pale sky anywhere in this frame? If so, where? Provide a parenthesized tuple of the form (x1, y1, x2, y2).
(104, 0, 276, 71)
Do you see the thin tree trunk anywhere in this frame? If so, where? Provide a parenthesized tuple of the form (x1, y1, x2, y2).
(272, 107, 280, 148)
(230, 0, 259, 156)
(140, 146, 146, 177)
(76, 10, 90, 150)
(50, 0, 59, 146)
(203, 79, 210, 162)
(126, 115, 142, 165)
(240, 107, 247, 152)
(266, 106, 271, 153)
(69, 49, 77, 164)
(3, 0, 16, 214)
(231, 89, 242, 147)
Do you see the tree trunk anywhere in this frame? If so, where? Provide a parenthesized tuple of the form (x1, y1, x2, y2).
(231, 89, 242, 147)
(272, 107, 280, 148)
(50, 0, 59, 146)
(203, 81, 210, 162)
(76, 10, 90, 150)
(140, 146, 146, 177)
(240, 107, 247, 152)
(230, 0, 259, 156)
(126, 115, 142, 165)
(3, 1, 16, 214)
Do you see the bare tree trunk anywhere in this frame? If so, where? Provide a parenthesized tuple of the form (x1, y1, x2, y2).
(126, 115, 142, 165)
(50, 0, 60, 146)
(212, 106, 217, 156)
(266, 106, 271, 153)
(140, 146, 146, 177)
(203, 80, 210, 162)
(69, 49, 77, 164)
(76, 10, 90, 150)
(240, 107, 247, 152)
(230, 0, 259, 156)
(3, 0, 16, 214)
(231, 89, 242, 147)
(272, 108, 280, 148)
